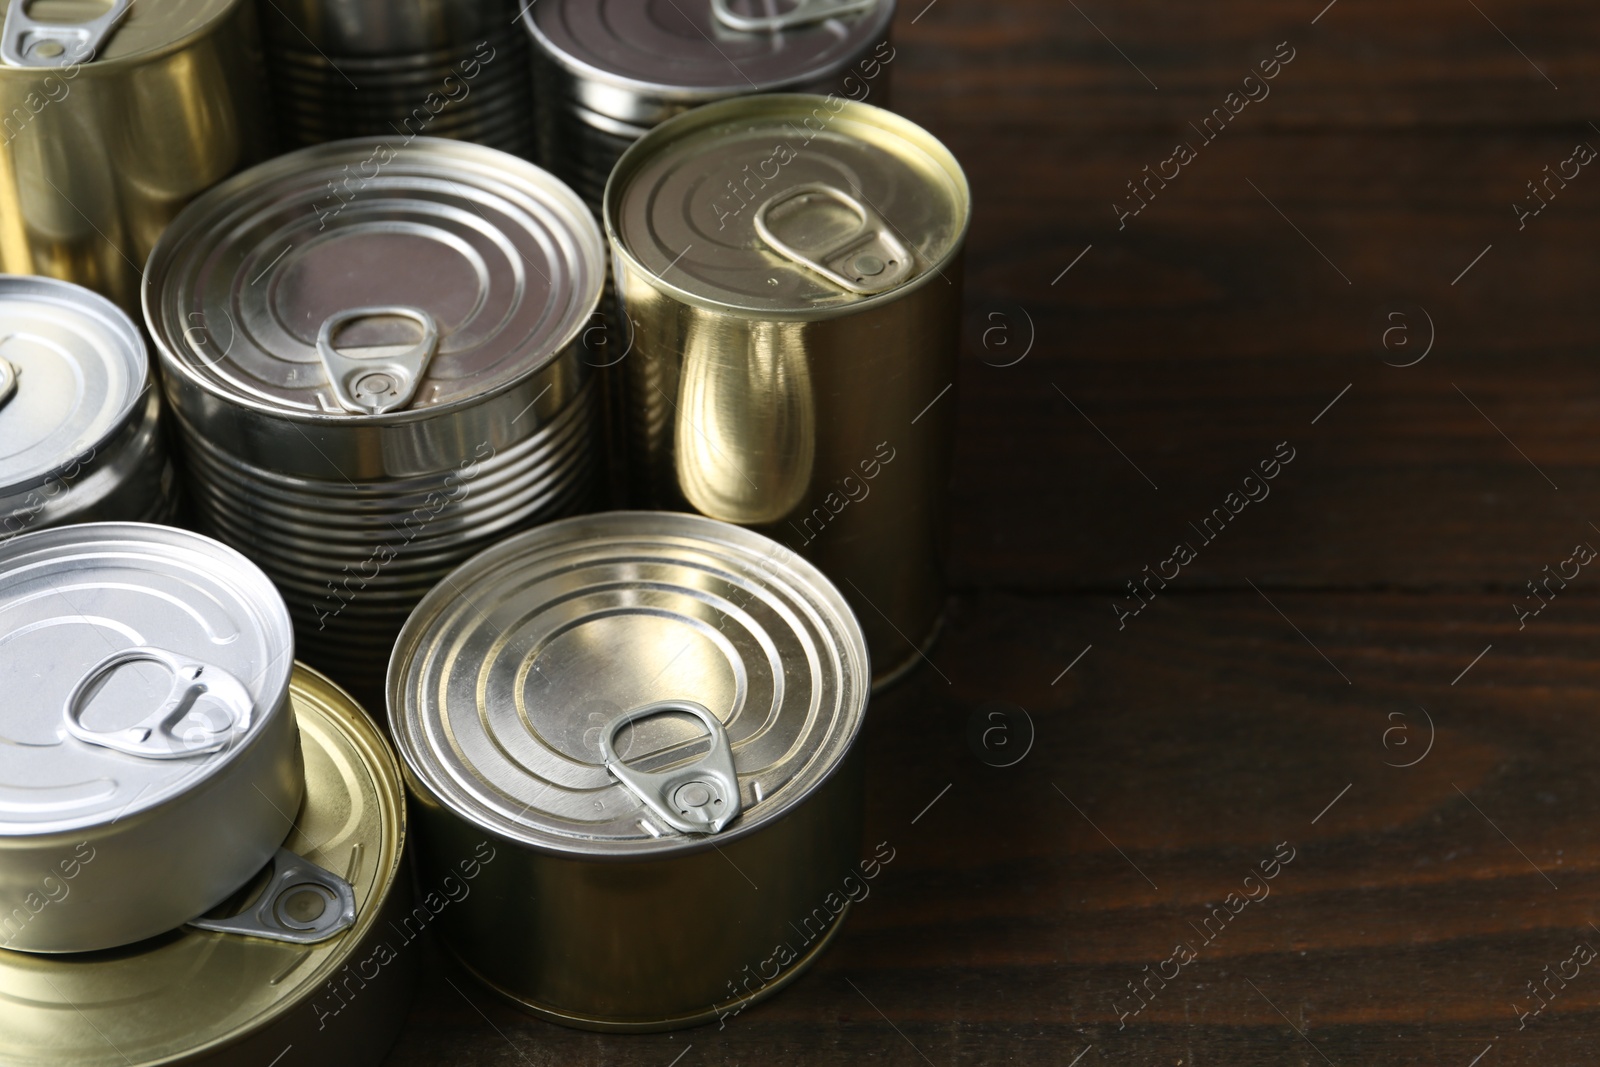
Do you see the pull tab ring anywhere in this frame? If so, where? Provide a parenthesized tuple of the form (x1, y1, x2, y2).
(0, 352, 17, 411)
(710, 0, 879, 32)
(189, 849, 358, 944)
(1, 0, 130, 68)
(316, 306, 439, 416)
(754, 183, 916, 295)
(600, 701, 743, 835)
(62, 646, 254, 760)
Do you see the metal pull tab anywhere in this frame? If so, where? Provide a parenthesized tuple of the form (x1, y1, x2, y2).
(0, 353, 16, 411)
(2, 0, 130, 67)
(316, 306, 438, 416)
(601, 701, 742, 835)
(711, 0, 878, 32)
(63, 646, 255, 760)
(189, 849, 358, 944)
(754, 183, 915, 295)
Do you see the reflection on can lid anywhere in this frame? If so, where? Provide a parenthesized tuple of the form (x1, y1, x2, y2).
(606, 95, 970, 314)
(144, 137, 604, 420)
(389, 510, 869, 856)
(0, 523, 293, 834)
(527, 0, 893, 107)
(0, 276, 146, 495)
(1, 0, 238, 67)
(0, 663, 406, 1067)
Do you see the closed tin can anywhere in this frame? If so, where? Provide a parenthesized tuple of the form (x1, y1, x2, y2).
(0, 0, 271, 312)
(259, 0, 536, 157)
(606, 95, 969, 689)
(390, 510, 869, 1031)
(0, 275, 177, 540)
(144, 137, 606, 702)
(0, 662, 415, 1067)
(0, 522, 301, 953)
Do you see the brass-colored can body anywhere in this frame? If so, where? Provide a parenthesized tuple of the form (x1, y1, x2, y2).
(0, 0, 271, 312)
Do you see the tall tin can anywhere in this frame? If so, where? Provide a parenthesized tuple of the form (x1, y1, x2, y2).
(605, 95, 970, 689)
(0, 0, 271, 312)
(0, 662, 416, 1067)
(258, 0, 536, 157)
(390, 510, 870, 1031)
(0, 522, 302, 953)
(0, 275, 177, 539)
(143, 137, 606, 703)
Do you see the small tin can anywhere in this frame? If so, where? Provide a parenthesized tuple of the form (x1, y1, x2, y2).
(259, 0, 536, 157)
(0, 522, 301, 953)
(0, 0, 271, 312)
(0, 662, 416, 1067)
(605, 95, 970, 689)
(144, 137, 606, 701)
(0, 275, 177, 540)
(389, 510, 870, 1031)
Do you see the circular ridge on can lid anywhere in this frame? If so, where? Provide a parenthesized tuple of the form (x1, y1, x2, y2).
(144, 136, 604, 421)
(0, 522, 294, 835)
(2, 0, 240, 67)
(605, 94, 970, 315)
(388, 510, 870, 856)
(0, 276, 148, 496)
(0, 663, 406, 1067)
(527, 0, 894, 109)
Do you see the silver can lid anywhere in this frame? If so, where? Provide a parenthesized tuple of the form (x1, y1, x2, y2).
(0, 276, 147, 496)
(527, 0, 893, 117)
(0, 523, 294, 836)
(389, 511, 869, 856)
(606, 95, 970, 315)
(144, 137, 604, 420)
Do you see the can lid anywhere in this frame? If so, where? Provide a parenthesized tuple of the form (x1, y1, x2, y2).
(0, 664, 406, 1067)
(606, 95, 969, 315)
(144, 137, 604, 421)
(0, 0, 237, 68)
(0, 276, 147, 496)
(0, 523, 294, 836)
(527, 0, 893, 113)
(389, 511, 869, 857)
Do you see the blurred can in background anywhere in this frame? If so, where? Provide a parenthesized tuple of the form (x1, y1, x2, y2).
(144, 137, 605, 703)
(0, 0, 270, 312)
(258, 0, 536, 157)
(606, 95, 970, 689)
(0, 275, 176, 539)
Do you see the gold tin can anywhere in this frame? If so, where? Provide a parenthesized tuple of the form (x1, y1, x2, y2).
(0, 0, 271, 312)
(604, 95, 970, 690)
(0, 664, 415, 1066)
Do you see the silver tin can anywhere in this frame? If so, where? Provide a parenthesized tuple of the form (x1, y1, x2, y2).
(525, 0, 897, 213)
(0, 275, 177, 540)
(0, 522, 301, 953)
(143, 137, 606, 702)
(389, 510, 870, 1031)
(259, 0, 536, 157)
(605, 95, 969, 689)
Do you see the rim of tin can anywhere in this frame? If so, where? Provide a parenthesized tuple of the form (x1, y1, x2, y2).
(0, 0, 243, 71)
(0, 662, 407, 1067)
(142, 136, 604, 426)
(603, 94, 970, 320)
(0, 522, 294, 836)
(0, 275, 148, 496)
(524, 0, 894, 113)
(387, 510, 870, 859)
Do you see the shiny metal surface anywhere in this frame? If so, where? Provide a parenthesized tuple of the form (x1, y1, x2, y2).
(0, 522, 300, 953)
(0, 662, 415, 1067)
(0, 0, 271, 311)
(145, 137, 605, 699)
(606, 96, 969, 687)
(391, 510, 868, 1028)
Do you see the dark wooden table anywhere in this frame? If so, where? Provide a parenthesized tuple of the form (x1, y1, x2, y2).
(393, 1, 1600, 1062)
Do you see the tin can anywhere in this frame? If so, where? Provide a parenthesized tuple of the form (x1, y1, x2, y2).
(0, 0, 271, 312)
(0, 522, 301, 953)
(259, 0, 536, 157)
(389, 510, 870, 1031)
(0, 275, 177, 540)
(144, 136, 606, 702)
(605, 95, 969, 689)
(0, 662, 416, 1067)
